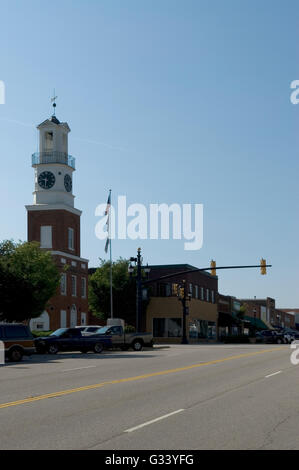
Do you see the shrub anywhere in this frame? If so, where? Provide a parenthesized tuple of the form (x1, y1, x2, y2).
(31, 330, 53, 337)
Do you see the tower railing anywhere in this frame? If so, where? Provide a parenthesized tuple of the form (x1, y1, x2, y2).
(32, 151, 76, 169)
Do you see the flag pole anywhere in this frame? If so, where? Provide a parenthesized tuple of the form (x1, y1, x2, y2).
(109, 189, 113, 319)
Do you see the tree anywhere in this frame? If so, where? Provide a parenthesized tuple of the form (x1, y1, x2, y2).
(89, 258, 149, 326)
(0, 240, 60, 322)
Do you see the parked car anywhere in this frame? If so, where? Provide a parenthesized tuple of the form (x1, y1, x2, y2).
(257, 330, 286, 344)
(0, 323, 36, 362)
(92, 325, 154, 351)
(75, 325, 103, 336)
(280, 328, 299, 343)
(34, 327, 111, 354)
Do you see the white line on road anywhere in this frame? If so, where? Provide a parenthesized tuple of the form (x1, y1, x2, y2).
(124, 409, 185, 433)
(62, 366, 97, 372)
(265, 371, 282, 378)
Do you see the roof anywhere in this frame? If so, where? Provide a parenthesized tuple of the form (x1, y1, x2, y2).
(148, 264, 197, 270)
(148, 264, 216, 279)
(37, 116, 71, 132)
(49, 115, 60, 125)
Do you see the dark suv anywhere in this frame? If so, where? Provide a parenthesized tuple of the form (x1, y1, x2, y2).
(0, 324, 36, 362)
(257, 330, 285, 344)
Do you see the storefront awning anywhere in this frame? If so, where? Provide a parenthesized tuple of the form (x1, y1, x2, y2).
(243, 315, 268, 330)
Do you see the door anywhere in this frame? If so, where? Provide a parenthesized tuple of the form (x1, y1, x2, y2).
(60, 310, 67, 328)
(108, 326, 124, 346)
(70, 305, 77, 327)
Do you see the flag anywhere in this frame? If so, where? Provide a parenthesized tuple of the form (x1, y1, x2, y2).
(105, 192, 111, 216)
(104, 191, 111, 253)
(104, 236, 110, 253)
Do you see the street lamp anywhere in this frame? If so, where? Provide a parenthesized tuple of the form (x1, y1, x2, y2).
(128, 248, 150, 332)
(253, 308, 257, 332)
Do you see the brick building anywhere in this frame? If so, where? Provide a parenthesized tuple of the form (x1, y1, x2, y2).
(25, 111, 89, 331)
(240, 297, 295, 329)
(145, 264, 218, 343)
(281, 309, 299, 329)
(218, 294, 244, 337)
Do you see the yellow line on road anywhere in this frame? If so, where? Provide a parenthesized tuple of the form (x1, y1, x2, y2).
(0, 347, 286, 410)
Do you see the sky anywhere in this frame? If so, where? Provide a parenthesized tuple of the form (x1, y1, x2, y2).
(0, 0, 298, 307)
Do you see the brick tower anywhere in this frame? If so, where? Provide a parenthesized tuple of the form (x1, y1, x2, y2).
(26, 108, 89, 331)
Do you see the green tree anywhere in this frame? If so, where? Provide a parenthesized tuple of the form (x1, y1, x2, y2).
(89, 258, 149, 326)
(0, 240, 60, 322)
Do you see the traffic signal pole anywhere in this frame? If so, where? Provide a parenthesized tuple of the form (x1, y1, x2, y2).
(143, 261, 271, 344)
(142, 263, 272, 286)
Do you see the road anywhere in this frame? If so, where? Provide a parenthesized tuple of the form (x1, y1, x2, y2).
(0, 343, 298, 450)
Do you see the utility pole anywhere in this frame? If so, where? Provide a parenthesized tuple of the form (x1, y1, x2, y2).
(128, 248, 151, 332)
(181, 280, 188, 344)
(136, 248, 142, 332)
(173, 281, 191, 344)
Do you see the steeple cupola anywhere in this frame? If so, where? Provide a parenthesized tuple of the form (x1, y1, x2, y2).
(31, 114, 75, 207)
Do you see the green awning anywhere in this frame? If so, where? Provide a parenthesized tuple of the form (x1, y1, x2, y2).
(243, 316, 268, 330)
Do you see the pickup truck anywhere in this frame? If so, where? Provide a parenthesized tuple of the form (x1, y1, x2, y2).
(92, 325, 154, 351)
(34, 327, 112, 354)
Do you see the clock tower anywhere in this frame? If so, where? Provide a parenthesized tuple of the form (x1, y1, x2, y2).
(26, 111, 89, 331)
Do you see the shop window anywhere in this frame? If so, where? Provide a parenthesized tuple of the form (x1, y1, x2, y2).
(153, 318, 182, 337)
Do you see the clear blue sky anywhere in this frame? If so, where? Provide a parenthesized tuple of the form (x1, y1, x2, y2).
(0, 0, 298, 307)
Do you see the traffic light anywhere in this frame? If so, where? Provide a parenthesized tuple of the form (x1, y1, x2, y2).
(179, 285, 185, 299)
(210, 259, 216, 276)
(172, 283, 179, 296)
(260, 258, 267, 275)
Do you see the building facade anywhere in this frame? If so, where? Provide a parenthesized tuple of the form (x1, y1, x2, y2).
(26, 112, 89, 331)
(281, 309, 299, 329)
(145, 264, 218, 343)
(240, 298, 295, 329)
(218, 294, 244, 337)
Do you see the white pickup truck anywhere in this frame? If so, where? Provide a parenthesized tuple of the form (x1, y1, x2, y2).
(93, 325, 154, 351)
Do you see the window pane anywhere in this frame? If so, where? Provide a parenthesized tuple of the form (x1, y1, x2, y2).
(153, 318, 166, 337)
(81, 277, 86, 298)
(153, 318, 182, 337)
(4, 326, 28, 338)
(166, 318, 182, 337)
(40, 226, 52, 248)
(60, 273, 66, 295)
(71, 276, 77, 296)
(68, 228, 74, 250)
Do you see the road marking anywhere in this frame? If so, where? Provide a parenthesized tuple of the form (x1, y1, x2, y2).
(0, 346, 286, 410)
(124, 409, 185, 433)
(265, 370, 282, 378)
(62, 366, 97, 372)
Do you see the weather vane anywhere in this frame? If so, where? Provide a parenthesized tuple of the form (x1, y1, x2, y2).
(51, 89, 57, 116)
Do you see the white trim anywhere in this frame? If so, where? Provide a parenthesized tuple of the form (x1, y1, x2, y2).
(25, 204, 81, 216)
(51, 251, 89, 263)
(32, 190, 75, 199)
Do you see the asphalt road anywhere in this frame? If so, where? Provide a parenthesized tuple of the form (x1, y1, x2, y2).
(0, 343, 298, 450)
